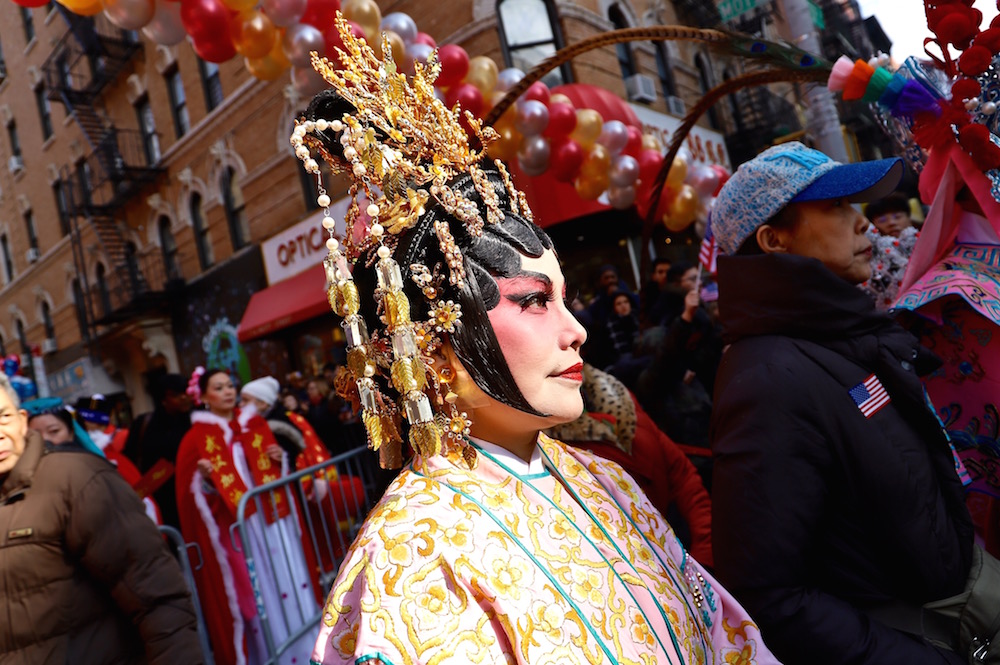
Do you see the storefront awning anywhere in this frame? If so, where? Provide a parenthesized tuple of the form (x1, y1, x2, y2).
(237, 263, 330, 343)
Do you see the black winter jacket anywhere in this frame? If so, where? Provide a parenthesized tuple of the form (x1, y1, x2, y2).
(710, 254, 974, 665)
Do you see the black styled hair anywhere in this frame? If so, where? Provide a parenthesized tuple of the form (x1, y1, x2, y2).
(666, 260, 696, 284)
(651, 257, 672, 272)
(199, 367, 231, 394)
(305, 92, 554, 415)
(151, 373, 188, 404)
(865, 192, 911, 220)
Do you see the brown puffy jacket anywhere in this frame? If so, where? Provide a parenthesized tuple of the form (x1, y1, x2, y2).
(0, 430, 204, 664)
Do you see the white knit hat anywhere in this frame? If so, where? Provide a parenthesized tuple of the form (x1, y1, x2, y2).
(241, 376, 280, 407)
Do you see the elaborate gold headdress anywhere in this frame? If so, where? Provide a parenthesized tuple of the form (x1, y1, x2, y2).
(290, 14, 532, 468)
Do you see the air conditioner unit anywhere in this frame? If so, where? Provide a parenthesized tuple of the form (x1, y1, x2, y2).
(625, 74, 657, 104)
(41, 338, 57, 354)
(666, 95, 687, 117)
(25, 247, 40, 263)
(8, 155, 24, 174)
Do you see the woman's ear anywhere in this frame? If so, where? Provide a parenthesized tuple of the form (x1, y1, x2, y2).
(756, 224, 790, 254)
(433, 342, 490, 410)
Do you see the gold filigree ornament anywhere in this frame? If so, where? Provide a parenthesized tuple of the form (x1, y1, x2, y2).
(289, 14, 529, 468)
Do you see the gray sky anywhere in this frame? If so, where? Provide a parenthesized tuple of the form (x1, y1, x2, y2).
(855, 0, 999, 61)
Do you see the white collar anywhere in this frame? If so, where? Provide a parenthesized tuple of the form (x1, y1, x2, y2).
(470, 436, 547, 476)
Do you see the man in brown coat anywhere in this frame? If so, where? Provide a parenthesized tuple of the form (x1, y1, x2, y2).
(0, 374, 204, 663)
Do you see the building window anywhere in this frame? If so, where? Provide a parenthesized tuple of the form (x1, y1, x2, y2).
(24, 209, 38, 252)
(76, 159, 92, 207)
(95, 263, 111, 316)
(189, 192, 214, 269)
(0, 235, 13, 283)
(497, 0, 571, 87)
(695, 54, 720, 129)
(198, 58, 224, 112)
(124, 242, 141, 293)
(72, 278, 89, 341)
(608, 5, 636, 80)
(53, 181, 71, 236)
(165, 66, 189, 139)
(722, 68, 744, 134)
(135, 96, 161, 164)
(158, 216, 181, 280)
(20, 7, 34, 44)
(221, 167, 248, 250)
(655, 44, 678, 99)
(41, 301, 54, 340)
(35, 85, 53, 140)
(7, 121, 22, 158)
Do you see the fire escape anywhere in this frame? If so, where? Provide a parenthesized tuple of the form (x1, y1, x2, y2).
(42, 11, 170, 343)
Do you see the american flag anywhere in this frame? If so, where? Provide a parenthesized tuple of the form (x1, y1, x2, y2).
(849, 374, 891, 418)
(699, 216, 717, 274)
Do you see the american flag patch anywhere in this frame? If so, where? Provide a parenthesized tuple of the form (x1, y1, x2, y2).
(849, 374, 891, 418)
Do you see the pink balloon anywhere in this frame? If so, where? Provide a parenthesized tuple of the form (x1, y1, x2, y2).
(544, 102, 576, 138)
(550, 138, 585, 183)
(521, 81, 550, 106)
(436, 44, 469, 88)
(413, 32, 436, 48)
(299, 0, 340, 31)
(623, 125, 643, 158)
(445, 83, 483, 118)
(180, 0, 230, 39)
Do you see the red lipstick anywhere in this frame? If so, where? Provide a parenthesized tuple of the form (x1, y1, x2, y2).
(556, 363, 584, 382)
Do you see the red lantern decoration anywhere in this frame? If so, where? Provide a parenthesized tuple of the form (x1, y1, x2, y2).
(544, 102, 576, 138)
(436, 44, 470, 88)
(299, 0, 340, 30)
(549, 138, 585, 183)
(445, 83, 484, 118)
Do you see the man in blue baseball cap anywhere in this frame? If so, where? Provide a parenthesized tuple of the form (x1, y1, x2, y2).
(709, 142, 974, 664)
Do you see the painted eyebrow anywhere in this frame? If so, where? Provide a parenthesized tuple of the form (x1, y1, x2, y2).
(499, 270, 552, 289)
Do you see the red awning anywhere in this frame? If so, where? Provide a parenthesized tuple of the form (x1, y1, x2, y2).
(237, 263, 330, 342)
(512, 83, 642, 228)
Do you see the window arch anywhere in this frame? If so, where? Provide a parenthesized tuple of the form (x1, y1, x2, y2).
(221, 167, 249, 250)
(96, 263, 111, 317)
(608, 5, 636, 80)
(695, 54, 720, 129)
(41, 301, 55, 340)
(497, 0, 572, 86)
(189, 192, 214, 270)
(72, 278, 89, 341)
(158, 216, 181, 280)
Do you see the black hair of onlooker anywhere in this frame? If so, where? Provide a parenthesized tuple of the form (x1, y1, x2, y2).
(666, 260, 696, 284)
(651, 257, 672, 273)
(151, 373, 188, 405)
(865, 192, 911, 221)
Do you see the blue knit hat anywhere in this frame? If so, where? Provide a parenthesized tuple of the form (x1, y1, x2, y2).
(713, 142, 904, 256)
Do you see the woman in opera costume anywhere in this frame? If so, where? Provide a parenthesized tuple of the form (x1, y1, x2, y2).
(298, 19, 780, 665)
(175, 369, 317, 665)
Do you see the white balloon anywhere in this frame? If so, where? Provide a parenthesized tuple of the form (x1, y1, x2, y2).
(283, 23, 325, 68)
(142, 1, 185, 45)
(379, 12, 417, 45)
(103, 0, 154, 31)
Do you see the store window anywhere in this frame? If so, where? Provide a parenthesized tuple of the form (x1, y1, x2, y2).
(608, 5, 636, 80)
(158, 216, 181, 280)
(35, 85, 53, 140)
(189, 192, 214, 269)
(135, 95, 161, 165)
(41, 301, 55, 340)
(695, 53, 720, 129)
(199, 58, 224, 112)
(165, 66, 190, 139)
(221, 167, 249, 250)
(497, 0, 571, 86)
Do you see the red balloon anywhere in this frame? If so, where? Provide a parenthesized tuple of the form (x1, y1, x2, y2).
(300, 0, 340, 31)
(12, 0, 49, 8)
(191, 31, 237, 63)
(445, 83, 483, 118)
(710, 164, 731, 195)
(413, 32, 436, 48)
(544, 102, 576, 138)
(181, 0, 231, 39)
(436, 44, 469, 88)
(324, 19, 365, 65)
(623, 125, 643, 159)
(550, 138, 585, 183)
(521, 81, 550, 106)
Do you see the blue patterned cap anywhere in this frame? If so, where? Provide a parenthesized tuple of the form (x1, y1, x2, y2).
(713, 142, 903, 255)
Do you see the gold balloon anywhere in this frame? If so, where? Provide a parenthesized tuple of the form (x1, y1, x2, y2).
(465, 56, 499, 96)
(270, 29, 291, 69)
(549, 93, 573, 107)
(641, 134, 661, 152)
(372, 30, 405, 63)
(487, 125, 519, 163)
(580, 144, 610, 176)
(342, 0, 381, 42)
(575, 172, 608, 201)
(59, 0, 102, 16)
(222, 0, 256, 11)
(571, 109, 603, 149)
(232, 10, 276, 59)
(667, 184, 699, 230)
(245, 54, 284, 81)
(666, 155, 688, 189)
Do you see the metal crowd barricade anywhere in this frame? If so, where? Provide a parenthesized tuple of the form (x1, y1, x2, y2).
(158, 524, 216, 665)
(230, 445, 375, 665)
